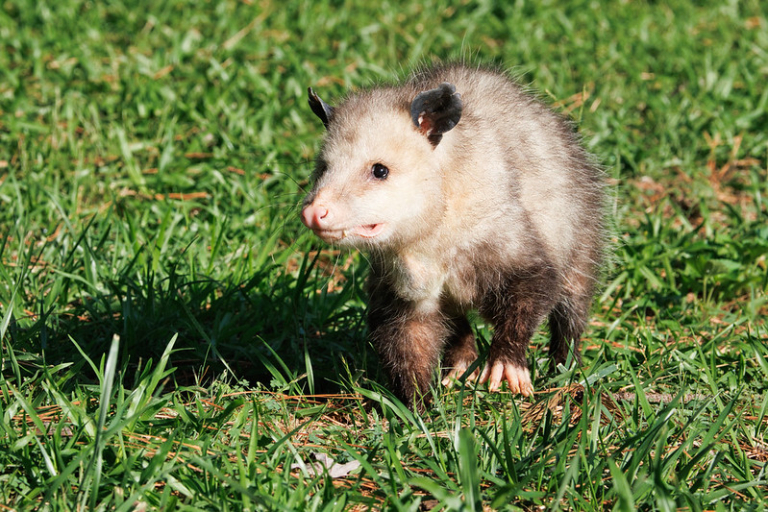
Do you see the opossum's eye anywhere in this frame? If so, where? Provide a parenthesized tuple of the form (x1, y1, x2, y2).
(371, 163, 389, 180)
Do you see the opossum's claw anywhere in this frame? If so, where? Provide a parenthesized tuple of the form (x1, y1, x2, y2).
(441, 360, 480, 388)
(479, 361, 533, 396)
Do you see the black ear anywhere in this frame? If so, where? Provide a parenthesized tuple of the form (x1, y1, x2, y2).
(308, 87, 334, 128)
(410, 82, 463, 146)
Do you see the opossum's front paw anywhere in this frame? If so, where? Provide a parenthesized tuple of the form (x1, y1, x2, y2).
(479, 361, 533, 396)
(440, 360, 480, 388)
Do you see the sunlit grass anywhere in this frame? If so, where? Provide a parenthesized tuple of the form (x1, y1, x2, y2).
(1, 0, 767, 509)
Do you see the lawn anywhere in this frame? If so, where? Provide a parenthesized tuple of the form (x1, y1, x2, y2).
(1, 0, 767, 510)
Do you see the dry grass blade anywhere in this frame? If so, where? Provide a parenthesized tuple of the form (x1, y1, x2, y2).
(521, 384, 623, 428)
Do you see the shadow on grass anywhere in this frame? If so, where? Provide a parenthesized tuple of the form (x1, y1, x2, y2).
(4, 252, 373, 395)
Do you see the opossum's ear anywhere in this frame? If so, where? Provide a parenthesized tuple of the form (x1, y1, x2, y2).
(308, 87, 334, 128)
(411, 82, 463, 146)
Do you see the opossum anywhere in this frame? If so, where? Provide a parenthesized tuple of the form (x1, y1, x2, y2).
(301, 63, 605, 409)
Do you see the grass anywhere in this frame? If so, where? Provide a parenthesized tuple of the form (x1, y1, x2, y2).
(1, 0, 767, 509)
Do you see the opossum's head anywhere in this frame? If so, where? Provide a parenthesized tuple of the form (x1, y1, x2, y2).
(301, 83, 462, 249)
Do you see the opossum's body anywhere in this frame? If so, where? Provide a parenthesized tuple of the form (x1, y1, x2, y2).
(301, 64, 605, 409)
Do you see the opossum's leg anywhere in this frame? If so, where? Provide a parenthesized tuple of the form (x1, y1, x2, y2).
(479, 267, 560, 396)
(441, 315, 479, 387)
(548, 270, 596, 366)
(368, 290, 445, 411)
(548, 300, 586, 366)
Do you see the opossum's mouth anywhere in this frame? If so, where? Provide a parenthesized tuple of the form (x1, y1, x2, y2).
(313, 223, 386, 242)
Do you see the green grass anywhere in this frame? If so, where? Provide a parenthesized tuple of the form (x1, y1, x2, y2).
(1, 0, 767, 509)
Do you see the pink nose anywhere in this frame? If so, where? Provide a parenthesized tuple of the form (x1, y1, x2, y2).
(301, 203, 330, 230)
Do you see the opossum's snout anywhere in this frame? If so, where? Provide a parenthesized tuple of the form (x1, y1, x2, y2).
(300, 202, 332, 233)
(301, 199, 386, 243)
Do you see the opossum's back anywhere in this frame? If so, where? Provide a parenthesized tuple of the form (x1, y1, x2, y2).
(409, 64, 598, 186)
(412, 65, 605, 266)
